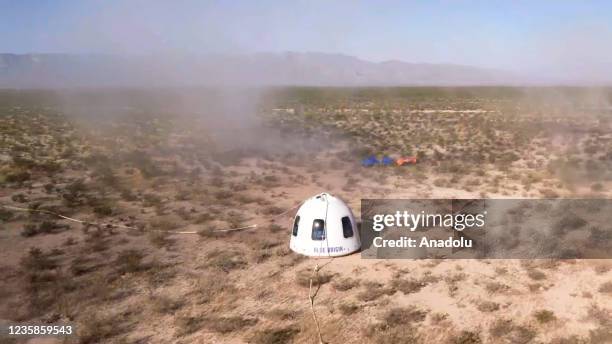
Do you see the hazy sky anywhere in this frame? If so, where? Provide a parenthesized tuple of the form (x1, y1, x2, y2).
(2, 0, 612, 77)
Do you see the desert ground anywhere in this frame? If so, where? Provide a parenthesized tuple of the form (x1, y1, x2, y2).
(1, 87, 611, 344)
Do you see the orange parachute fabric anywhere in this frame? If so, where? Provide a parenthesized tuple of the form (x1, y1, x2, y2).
(395, 156, 417, 166)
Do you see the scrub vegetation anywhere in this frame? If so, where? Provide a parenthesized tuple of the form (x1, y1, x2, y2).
(1, 87, 611, 343)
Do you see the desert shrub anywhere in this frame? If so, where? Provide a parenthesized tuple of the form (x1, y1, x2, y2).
(142, 193, 162, 207)
(444, 273, 467, 283)
(332, 277, 360, 291)
(548, 335, 588, 344)
(144, 259, 176, 287)
(151, 218, 181, 232)
(214, 189, 233, 200)
(78, 313, 125, 344)
(225, 210, 247, 228)
(429, 312, 449, 325)
(175, 315, 203, 336)
(485, 281, 509, 294)
(204, 316, 258, 333)
(114, 249, 147, 274)
(553, 214, 587, 235)
(338, 302, 360, 315)
(6, 170, 30, 183)
(269, 223, 284, 233)
(433, 178, 448, 187)
(250, 327, 299, 344)
(391, 277, 426, 294)
(452, 331, 482, 344)
(365, 323, 420, 344)
(358, 281, 396, 302)
(70, 256, 99, 276)
(11, 193, 28, 203)
(120, 189, 138, 201)
(235, 193, 257, 204)
(0, 208, 14, 222)
(586, 304, 612, 327)
(263, 175, 280, 183)
(493, 266, 508, 275)
(21, 221, 68, 237)
(598, 281, 612, 294)
(477, 301, 500, 312)
(93, 204, 113, 217)
(207, 249, 247, 272)
(65, 179, 87, 195)
(489, 319, 535, 343)
(266, 308, 301, 320)
(533, 309, 556, 324)
(148, 231, 173, 248)
(527, 269, 547, 281)
(590, 227, 612, 247)
(125, 151, 163, 178)
(263, 206, 285, 215)
(151, 295, 184, 314)
(539, 188, 559, 198)
(295, 268, 334, 288)
(21, 223, 39, 237)
(20, 247, 58, 271)
(194, 213, 213, 224)
(589, 326, 612, 343)
(254, 239, 281, 250)
(489, 318, 516, 337)
(594, 264, 611, 274)
(94, 165, 117, 186)
(83, 230, 111, 253)
(39, 221, 66, 233)
(383, 306, 427, 325)
(254, 250, 272, 263)
(193, 271, 231, 304)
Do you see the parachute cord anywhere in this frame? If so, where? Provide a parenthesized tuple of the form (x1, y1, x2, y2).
(309, 257, 334, 344)
(0, 200, 302, 235)
(1, 205, 140, 230)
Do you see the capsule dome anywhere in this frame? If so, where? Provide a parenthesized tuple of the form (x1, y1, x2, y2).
(289, 193, 361, 257)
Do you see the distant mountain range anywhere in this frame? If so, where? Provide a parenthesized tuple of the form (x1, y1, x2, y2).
(0, 52, 522, 88)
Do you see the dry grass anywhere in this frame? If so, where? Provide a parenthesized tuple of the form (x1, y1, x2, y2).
(266, 308, 302, 321)
(357, 281, 396, 302)
(489, 318, 536, 343)
(193, 270, 233, 304)
(484, 281, 510, 294)
(476, 301, 500, 313)
(3, 89, 612, 344)
(151, 294, 184, 314)
(78, 312, 129, 343)
(250, 327, 300, 344)
(295, 268, 334, 288)
(175, 315, 204, 337)
(338, 302, 360, 315)
(533, 309, 556, 324)
(365, 306, 427, 344)
(206, 249, 248, 272)
(332, 277, 360, 291)
(452, 330, 482, 344)
(391, 277, 427, 294)
(383, 306, 428, 325)
(598, 281, 612, 294)
(204, 316, 258, 333)
(114, 249, 148, 274)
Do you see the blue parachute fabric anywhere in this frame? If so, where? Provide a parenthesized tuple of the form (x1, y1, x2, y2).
(381, 156, 395, 166)
(361, 155, 380, 167)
